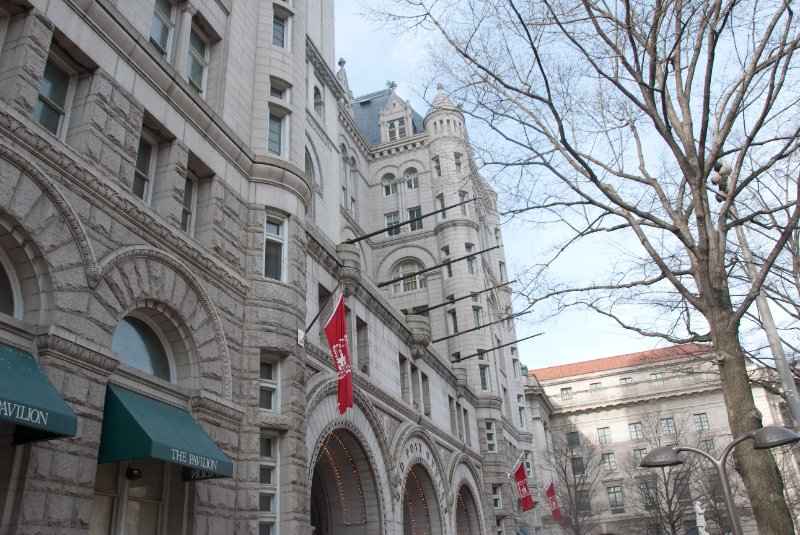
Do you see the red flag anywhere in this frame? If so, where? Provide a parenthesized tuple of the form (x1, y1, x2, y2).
(514, 463, 536, 511)
(323, 294, 353, 414)
(546, 482, 562, 522)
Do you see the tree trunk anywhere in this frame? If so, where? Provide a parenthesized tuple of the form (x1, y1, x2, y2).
(712, 314, 793, 534)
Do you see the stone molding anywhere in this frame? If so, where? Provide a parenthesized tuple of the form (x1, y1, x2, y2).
(35, 332, 119, 375)
(0, 135, 100, 284)
(190, 394, 244, 425)
(305, 37, 346, 105)
(95, 246, 234, 399)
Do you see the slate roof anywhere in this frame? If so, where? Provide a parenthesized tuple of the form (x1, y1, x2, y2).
(353, 88, 426, 146)
(528, 344, 713, 381)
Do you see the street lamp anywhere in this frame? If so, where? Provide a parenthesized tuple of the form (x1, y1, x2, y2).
(640, 426, 800, 535)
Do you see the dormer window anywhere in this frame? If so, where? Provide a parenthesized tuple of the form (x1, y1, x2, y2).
(388, 118, 406, 141)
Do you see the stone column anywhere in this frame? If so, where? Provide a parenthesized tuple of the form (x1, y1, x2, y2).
(0, 10, 53, 115)
(172, 2, 197, 82)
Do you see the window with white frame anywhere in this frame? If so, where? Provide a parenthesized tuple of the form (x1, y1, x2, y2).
(560, 387, 572, 400)
(492, 484, 502, 508)
(187, 25, 209, 97)
(405, 168, 419, 189)
(524, 451, 533, 477)
(472, 307, 482, 327)
(34, 58, 74, 138)
(408, 206, 423, 231)
(660, 417, 676, 435)
(388, 118, 406, 141)
(259, 435, 279, 534)
(629, 422, 644, 440)
(150, 0, 175, 58)
(495, 518, 504, 535)
(607, 485, 624, 509)
(485, 421, 496, 452)
(479, 365, 489, 391)
(313, 86, 323, 116)
(133, 137, 156, 203)
(633, 448, 647, 465)
(694, 412, 710, 430)
(0, 250, 20, 318)
(270, 77, 291, 101)
(441, 246, 452, 278)
(180, 174, 197, 235)
(498, 261, 506, 282)
(518, 407, 526, 428)
(597, 427, 612, 444)
(567, 431, 580, 448)
(436, 193, 446, 218)
(454, 153, 463, 173)
(259, 359, 279, 411)
(620, 376, 633, 386)
(264, 215, 285, 281)
(267, 111, 285, 156)
(385, 212, 400, 236)
(650, 371, 664, 383)
(465, 243, 476, 274)
(459, 191, 468, 215)
(447, 309, 459, 335)
(699, 439, 716, 456)
(602, 452, 617, 471)
(391, 260, 425, 294)
(272, 10, 287, 48)
(383, 173, 398, 196)
(512, 358, 519, 378)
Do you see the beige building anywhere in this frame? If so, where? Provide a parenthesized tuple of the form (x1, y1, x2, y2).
(524, 344, 798, 535)
(0, 1, 535, 535)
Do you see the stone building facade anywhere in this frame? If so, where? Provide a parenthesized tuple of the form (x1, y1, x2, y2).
(524, 345, 799, 535)
(0, 1, 534, 535)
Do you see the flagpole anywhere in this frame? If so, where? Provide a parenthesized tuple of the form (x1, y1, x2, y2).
(507, 450, 526, 479)
(303, 281, 342, 338)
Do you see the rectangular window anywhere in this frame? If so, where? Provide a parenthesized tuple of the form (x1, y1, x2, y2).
(492, 484, 502, 508)
(433, 156, 441, 177)
(436, 194, 446, 218)
(385, 212, 400, 236)
(264, 216, 285, 281)
(577, 490, 591, 513)
(602, 452, 616, 471)
(259, 360, 279, 411)
(699, 439, 716, 457)
(268, 113, 283, 155)
(259, 435, 278, 534)
(463, 408, 471, 445)
(449, 396, 457, 434)
(694, 412, 710, 430)
(629, 422, 644, 440)
(496, 518, 504, 535)
(448, 309, 459, 335)
(518, 407, 526, 428)
(384, 181, 398, 196)
(597, 427, 611, 444)
(472, 307, 482, 328)
(272, 13, 286, 47)
(479, 366, 489, 391)
(524, 451, 532, 477)
(650, 372, 663, 383)
(35, 59, 73, 137)
(441, 246, 452, 278)
(566, 431, 580, 448)
(181, 174, 197, 235)
(133, 137, 155, 202)
(590, 382, 602, 391)
(633, 448, 647, 465)
(399, 355, 410, 403)
(607, 485, 623, 509)
(187, 26, 209, 96)
(421, 372, 431, 416)
(388, 118, 406, 140)
(620, 377, 633, 386)
(499, 261, 506, 282)
(408, 206, 423, 231)
(150, 0, 175, 57)
(677, 475, 691, 502)
(485, 421, 496, 452)
(560, 387, 572, 400)
(465, 243, 476, 274)
(512, 358, 519, 378)
(571, 456, 585, 476)
(660, 418, 676, 435)
(455, 153, 463, 173)
(406, 171, 419, 190)
(459, 190, 468, 215)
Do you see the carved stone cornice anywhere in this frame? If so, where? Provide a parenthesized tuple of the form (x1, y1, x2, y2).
(0, 108, 250, 297)
(337, 108, 372, 155)
(306, 110, 335, 151)
(306, 36, 346, 104)
(190, 394, 244, 425)
(35, 333, 119, 375)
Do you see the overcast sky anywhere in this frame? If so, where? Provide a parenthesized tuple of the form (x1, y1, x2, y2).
(334, 0, 664, 370)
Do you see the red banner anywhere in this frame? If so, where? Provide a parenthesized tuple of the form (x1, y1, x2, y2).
(323, 295, 353, 414)
(514, 463, 536, 511)
(546, 482, 562, 522)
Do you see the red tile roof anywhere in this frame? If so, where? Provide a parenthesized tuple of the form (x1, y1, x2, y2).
(528, 344, 713, 381)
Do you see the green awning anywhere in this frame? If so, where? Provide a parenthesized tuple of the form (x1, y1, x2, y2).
(0, 342, 77, 444)
(98, 384, 233, 479)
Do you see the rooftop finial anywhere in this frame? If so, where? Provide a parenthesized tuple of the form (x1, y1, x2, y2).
(338, 58, 346, 68)
(387, 80, 397, 90)
(437, 82, 443, 91)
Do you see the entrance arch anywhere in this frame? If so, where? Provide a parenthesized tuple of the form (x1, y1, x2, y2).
(403, 464, 444, 535)
(455, 484, 480, 535)
(310, 429, 382, 535)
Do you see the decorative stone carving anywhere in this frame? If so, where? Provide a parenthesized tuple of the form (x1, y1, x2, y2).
(336, 243, 361, 297)
(406, 314, 431, 360)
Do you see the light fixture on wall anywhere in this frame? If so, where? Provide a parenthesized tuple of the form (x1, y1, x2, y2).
(126, 466, 143, 481)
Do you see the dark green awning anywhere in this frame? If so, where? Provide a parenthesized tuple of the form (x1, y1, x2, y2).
(0, 342, 77, 444)
(98, 384, 233, 479)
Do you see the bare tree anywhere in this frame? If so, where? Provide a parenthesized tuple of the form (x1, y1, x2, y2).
(374, 0, 800, 531)
(549, 429, 606, 535)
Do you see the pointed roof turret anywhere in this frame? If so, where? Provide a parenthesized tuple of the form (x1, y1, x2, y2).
(336, 58, 355, 115)
(428, 83, 459, 114)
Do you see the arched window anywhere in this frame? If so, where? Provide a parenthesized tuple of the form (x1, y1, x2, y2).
(391, 260, 426, 294)
(0, 249, 20, 318)
(313, 86, 323, 116)
(383, 173, 398, 196)
(112, 316, 172, 381)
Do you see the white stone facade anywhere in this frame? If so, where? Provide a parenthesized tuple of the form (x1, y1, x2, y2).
(0, 2, 533, 535)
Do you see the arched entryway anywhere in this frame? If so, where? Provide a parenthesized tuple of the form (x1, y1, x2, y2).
(310, 429, 381, 535)
(455, 484, 480, 535)
(403, 464, 444, 535)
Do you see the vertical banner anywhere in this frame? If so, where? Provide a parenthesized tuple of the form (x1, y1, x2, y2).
(514, 463, 536, 511)
(546, 481, 562, 522)
(323, 294, 353, 414)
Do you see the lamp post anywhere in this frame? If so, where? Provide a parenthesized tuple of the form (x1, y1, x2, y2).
(640, 426, 800, 535)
